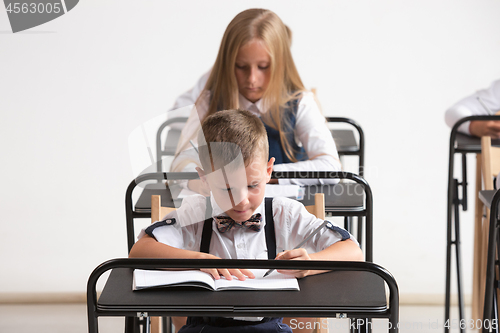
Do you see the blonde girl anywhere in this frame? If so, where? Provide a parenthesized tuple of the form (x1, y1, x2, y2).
(171, 8, 341, 193)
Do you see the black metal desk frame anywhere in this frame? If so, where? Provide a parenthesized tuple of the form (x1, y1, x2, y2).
(326, 117, 365, 177)
(155, 117, 189, 172)
(446, 116, 500, 332)
(126, 172, 370, 258)
(87, 259, 398, 333)
(155, 117, 365, 175)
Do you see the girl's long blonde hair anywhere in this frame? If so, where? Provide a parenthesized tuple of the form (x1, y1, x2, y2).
(200, 8, 306, 162)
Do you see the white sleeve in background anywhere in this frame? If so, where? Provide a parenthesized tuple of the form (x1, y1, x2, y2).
(170, 91, 210, 174)
(444, 79, 500, 135)
(272, 92, 342, 186)
(169, 70, 211, 111)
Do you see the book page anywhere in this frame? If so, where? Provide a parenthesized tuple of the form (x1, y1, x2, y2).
(213, 269, 299, 291)
(133, 269, 216, 290)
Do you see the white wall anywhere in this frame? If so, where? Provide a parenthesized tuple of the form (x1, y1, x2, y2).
(1, 0, 500, 299)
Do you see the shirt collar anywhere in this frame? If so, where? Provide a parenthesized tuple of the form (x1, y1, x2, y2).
(238, 94, 267, 116)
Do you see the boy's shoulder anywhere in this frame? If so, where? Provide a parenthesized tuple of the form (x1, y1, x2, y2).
(270, 196, 305, 212)
(174, 194, 208, 227)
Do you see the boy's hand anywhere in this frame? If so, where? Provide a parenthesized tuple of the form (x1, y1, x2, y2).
(199, 254, 255, 281)
(275, 248, 312, 278)
(469, 120, 500, 138)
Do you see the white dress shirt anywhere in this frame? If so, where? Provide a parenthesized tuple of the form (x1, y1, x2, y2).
(170, 71, 342, 186)
(445, 79, 500, 135)
(138, 195, 356, 260)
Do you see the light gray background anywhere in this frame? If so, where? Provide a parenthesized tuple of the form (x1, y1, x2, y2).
(1, 0, 500, 304)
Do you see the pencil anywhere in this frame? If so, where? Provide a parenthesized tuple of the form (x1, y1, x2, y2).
(263, 220, 329, 278)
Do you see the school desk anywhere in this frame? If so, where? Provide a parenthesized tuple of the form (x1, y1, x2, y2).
(87, 259, 399, 333)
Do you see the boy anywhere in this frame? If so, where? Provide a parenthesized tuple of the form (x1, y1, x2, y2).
(129, 109, 363, 333)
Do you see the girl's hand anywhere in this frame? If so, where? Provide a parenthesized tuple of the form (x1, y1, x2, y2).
(199, 253, 255, 281)
(275, 248, 312, 278)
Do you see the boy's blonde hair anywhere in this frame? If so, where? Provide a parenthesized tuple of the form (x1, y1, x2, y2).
(198, 109, 268, 172)
(200, 8, 306, 162)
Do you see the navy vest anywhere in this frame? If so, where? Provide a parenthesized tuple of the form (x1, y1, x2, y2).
(263, 98, 306, 164)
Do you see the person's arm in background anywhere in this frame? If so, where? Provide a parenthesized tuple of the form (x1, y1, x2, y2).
(169, 70, 211, 111)
(170, 86, 211, 195)
(272, 92, 342, 185)
(445, 79, 500, 137)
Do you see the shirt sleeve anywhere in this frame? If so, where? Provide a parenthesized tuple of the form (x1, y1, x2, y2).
(272, 92, 342, 186)
(169, 70, 211, 111)
(272, 197, 358, 254)
(170, 91, 210, 174)
(137, 195, 207, 251)
(445, 79, 500, 135)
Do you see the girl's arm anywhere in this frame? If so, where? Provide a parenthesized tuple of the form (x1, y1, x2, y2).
(129, 234, 254, 281)
(272, 92, 341, 186)
(170, 70, 211, 111)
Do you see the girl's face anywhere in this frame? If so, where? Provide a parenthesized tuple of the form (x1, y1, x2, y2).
(234, 38, 271, 103)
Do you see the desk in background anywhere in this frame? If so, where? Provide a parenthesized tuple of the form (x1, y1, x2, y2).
(126, 172, 367, 257)
(446, 116, 500, 331)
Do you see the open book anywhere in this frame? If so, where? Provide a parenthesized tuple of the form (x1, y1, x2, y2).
(133, 269, 299, 291)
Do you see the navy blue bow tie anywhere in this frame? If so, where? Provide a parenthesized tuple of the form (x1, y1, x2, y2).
(213, 214, 262, 233)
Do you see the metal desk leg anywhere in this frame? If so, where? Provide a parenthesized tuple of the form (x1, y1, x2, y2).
(357, 217, 363, 248)
(124, 316, 150, 333)
(453, 180, 466, 331)
(445, 178, 466, 333)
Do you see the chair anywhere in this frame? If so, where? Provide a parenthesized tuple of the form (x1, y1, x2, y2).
(155, 117, 188, 172)
(472, 137, 500, 322)
(290, 192, 327, 333)
(150, 195, 177, 333)
(150, 193, 327, 333)
(479, 189, 500, 331)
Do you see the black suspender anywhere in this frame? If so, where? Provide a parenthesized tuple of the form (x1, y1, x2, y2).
(264, 197, 276, 259)
(199, 197, 276, 260)
(199, 196, 213, 254)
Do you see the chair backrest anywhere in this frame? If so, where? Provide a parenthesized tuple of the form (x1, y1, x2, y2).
(481, 136, 500, 190)
(149, 192, 327, 333)
(151, 193, 326, 222)
(156, 117, 189, 172)
(151, 195, 176, 223)
(305, 193, 325, 219)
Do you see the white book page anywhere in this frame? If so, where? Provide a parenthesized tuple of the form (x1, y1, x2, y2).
(213, 269, 299, 291)
(133, 269, 216, 290)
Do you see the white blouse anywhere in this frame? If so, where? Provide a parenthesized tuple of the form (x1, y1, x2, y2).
(170, 71, 342, 186)
(445, 79, 500, 135)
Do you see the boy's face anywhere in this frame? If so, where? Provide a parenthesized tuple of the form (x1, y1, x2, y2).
(198, 157, 274, 222)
